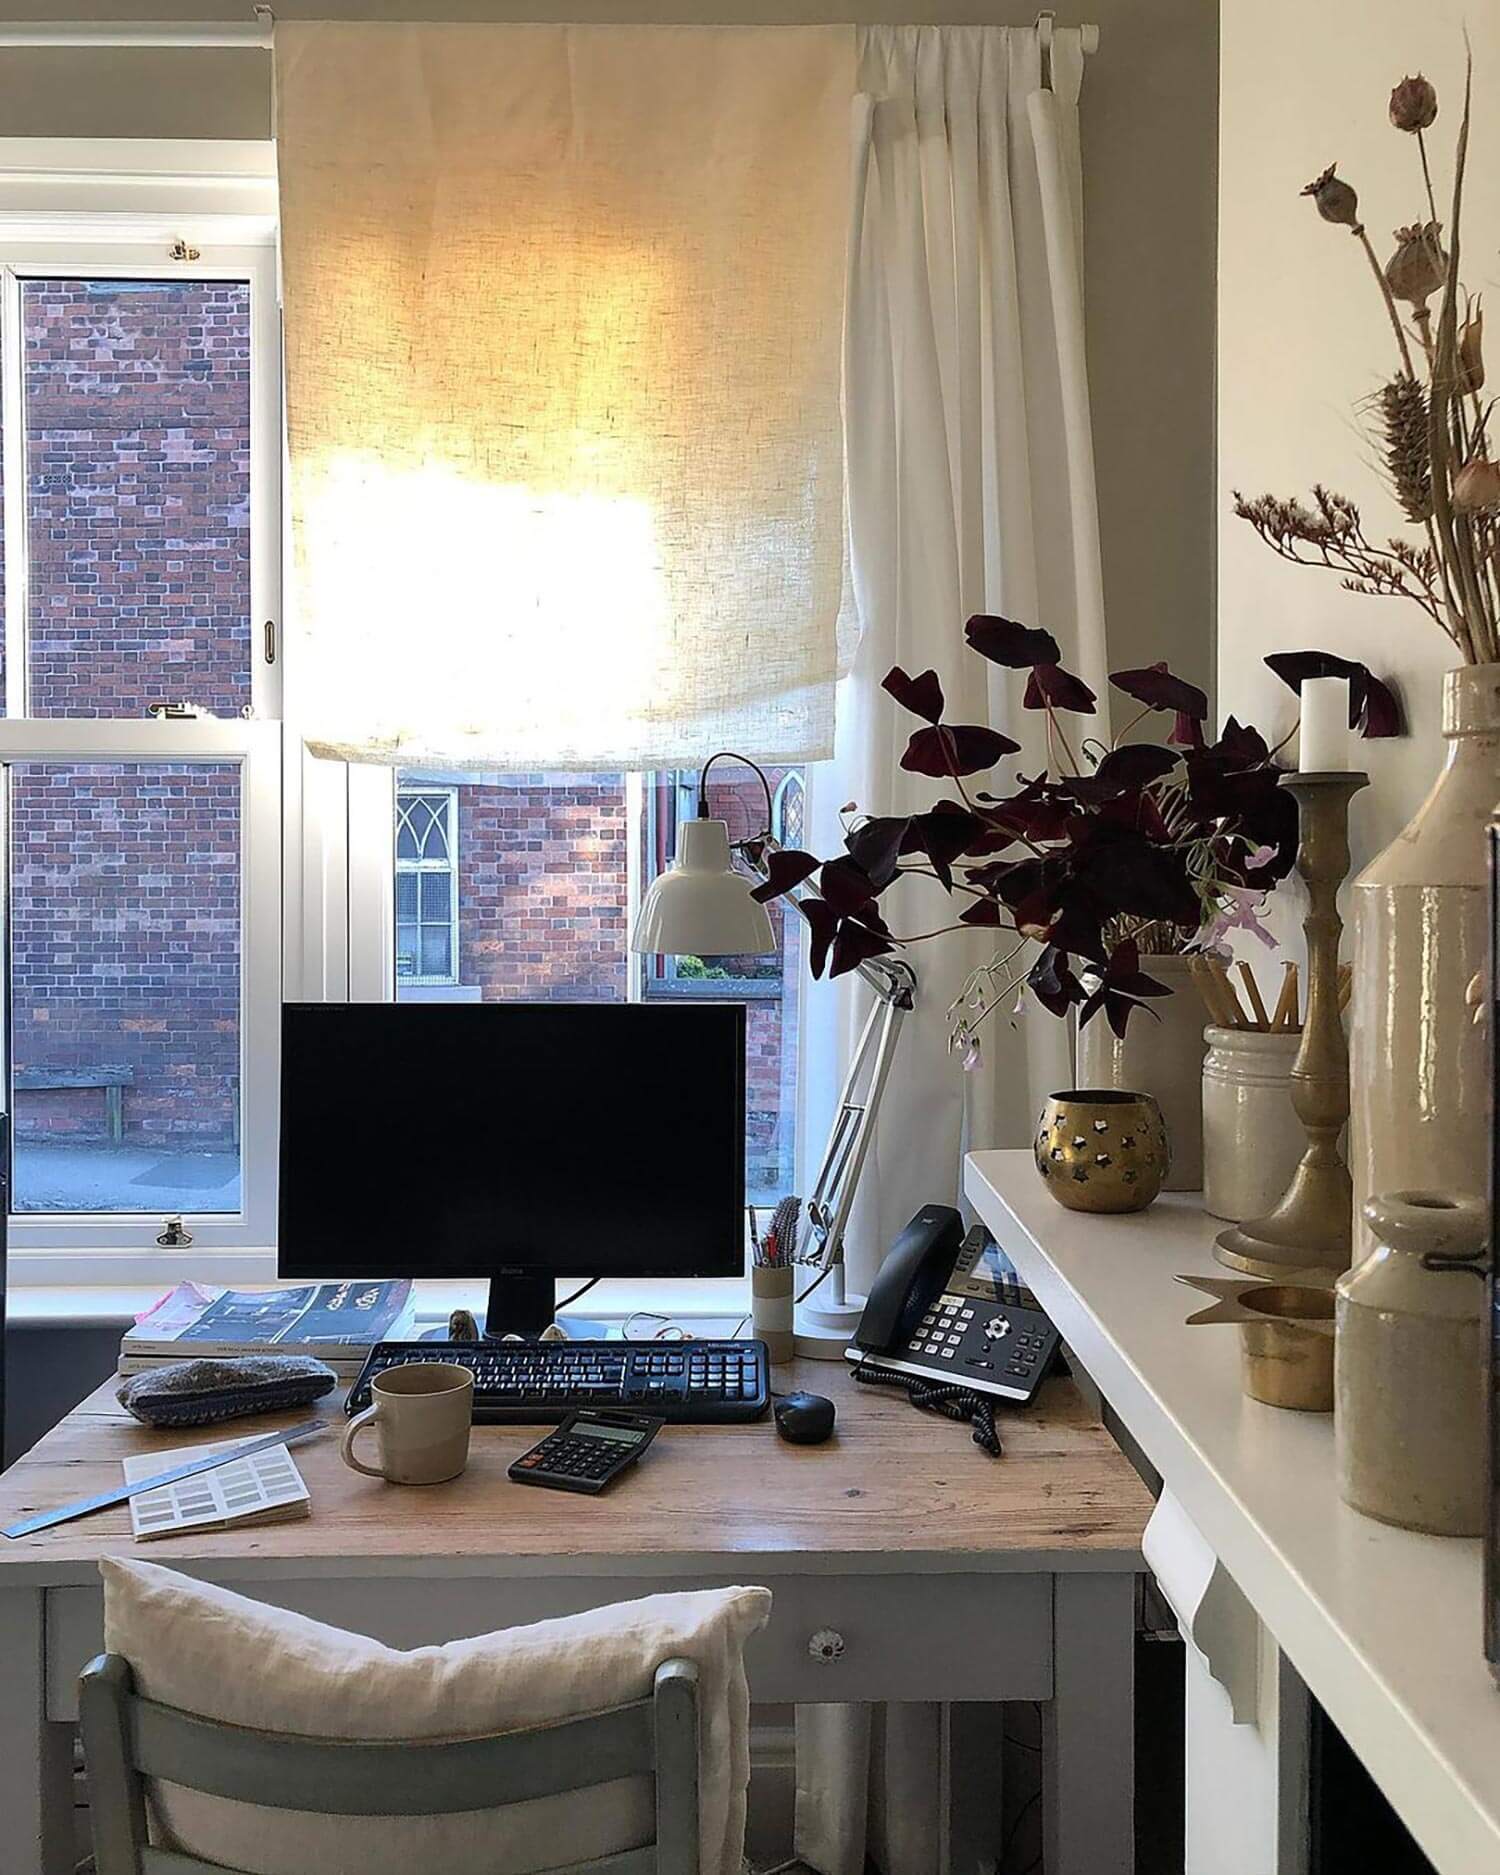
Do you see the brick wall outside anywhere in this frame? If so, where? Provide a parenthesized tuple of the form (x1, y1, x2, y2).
(10, 281, 249, 1154)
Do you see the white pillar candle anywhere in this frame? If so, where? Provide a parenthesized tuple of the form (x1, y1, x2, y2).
(1298, 676, 1349, 772)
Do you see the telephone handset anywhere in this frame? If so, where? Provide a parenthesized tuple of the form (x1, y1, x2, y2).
(849, 1210, 1062, 1405)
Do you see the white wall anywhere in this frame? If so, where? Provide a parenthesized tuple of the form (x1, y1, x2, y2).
(1219, 0, 1500, 934)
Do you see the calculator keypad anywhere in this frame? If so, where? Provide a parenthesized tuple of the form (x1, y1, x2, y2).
(508, 1413, 663, 1493)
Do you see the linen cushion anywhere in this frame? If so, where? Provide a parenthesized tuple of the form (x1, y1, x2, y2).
(101, 1556, 771, 1875)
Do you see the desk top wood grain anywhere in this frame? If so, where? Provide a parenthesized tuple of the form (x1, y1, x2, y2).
(0, 1360, 1151, 1586)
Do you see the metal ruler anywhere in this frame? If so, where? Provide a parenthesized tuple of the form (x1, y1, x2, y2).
(3, 1419, 328, 1539)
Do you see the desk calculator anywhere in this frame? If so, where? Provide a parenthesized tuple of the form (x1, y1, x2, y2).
(507, 1410, 664, 1493)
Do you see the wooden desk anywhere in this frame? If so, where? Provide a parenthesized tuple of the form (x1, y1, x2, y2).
(0, 1358, 1151, 1875)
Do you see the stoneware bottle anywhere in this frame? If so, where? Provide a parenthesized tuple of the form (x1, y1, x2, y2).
(1335, 1190, 1488, 1536)
(1349, 665, 1500, 1260)
(1075, 954, 1205, 1189)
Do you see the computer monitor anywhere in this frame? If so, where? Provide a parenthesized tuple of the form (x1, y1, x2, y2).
(277, 1001, 746, 1337)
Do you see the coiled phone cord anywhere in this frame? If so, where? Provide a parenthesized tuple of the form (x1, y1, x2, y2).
(852, 1358, 1003, 1458)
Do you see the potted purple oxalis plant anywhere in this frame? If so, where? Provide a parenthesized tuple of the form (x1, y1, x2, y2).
(750, 616, 1396, 1185)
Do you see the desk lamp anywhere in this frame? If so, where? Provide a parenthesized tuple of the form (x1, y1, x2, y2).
(631, 754, 915, 1357)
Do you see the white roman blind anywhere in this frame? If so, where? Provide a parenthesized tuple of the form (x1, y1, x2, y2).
(275, 22, 853, 770)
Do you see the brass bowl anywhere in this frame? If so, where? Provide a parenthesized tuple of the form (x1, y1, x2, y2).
(1237, 1283, 1335, 1412)
(1034, 1089, 1169, 1213)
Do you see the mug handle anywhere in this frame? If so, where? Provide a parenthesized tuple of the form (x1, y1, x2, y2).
(340, 1406, 384, 1479)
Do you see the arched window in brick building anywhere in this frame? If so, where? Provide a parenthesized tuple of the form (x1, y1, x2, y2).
(396, 785, 460, 985)
(771, 770, 805, 850)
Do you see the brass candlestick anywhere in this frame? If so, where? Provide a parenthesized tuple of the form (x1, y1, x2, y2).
(1216, 770, 1368, 1281)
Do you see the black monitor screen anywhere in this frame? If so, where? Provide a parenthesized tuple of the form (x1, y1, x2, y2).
(277, 1002, 745, 1281)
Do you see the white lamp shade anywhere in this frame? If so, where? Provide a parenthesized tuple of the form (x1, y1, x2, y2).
(630, 818, 777, 956)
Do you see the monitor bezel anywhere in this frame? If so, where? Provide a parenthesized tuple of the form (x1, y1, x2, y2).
(275, 1000, 747, 1284)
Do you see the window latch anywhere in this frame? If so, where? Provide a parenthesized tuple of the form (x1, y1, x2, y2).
(147, 701, 206, 721)
(156, 1216, 194, 1248)
(168, 238, 202, 263)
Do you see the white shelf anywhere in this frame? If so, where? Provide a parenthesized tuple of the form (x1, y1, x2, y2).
(965, 1149, 1499, 1875)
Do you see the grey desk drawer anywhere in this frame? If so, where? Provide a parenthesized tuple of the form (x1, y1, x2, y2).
(46, 1570, 1052, 1718)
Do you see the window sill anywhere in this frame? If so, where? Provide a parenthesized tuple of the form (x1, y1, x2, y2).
(7, 1275, 754, 1331)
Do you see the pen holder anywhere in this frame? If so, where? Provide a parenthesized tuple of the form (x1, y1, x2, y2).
(752, 1264, 795, 1365)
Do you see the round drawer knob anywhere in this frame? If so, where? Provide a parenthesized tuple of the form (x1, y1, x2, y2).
(808, 1628, 846, 1663)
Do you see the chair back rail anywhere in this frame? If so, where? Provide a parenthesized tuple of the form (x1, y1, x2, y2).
(80, 1652, 701, 1875)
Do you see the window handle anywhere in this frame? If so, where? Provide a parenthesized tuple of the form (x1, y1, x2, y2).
(146, 701, 205, 721)
(264, 619, 277, 665)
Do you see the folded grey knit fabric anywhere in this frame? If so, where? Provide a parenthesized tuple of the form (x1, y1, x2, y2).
(117, 1355, 338, 1428)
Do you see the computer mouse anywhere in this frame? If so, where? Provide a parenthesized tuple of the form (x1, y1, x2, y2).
(774, 1391, 836, 1445)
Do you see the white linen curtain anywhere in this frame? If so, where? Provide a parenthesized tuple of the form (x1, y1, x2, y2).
(795, 25, 1105, 1875)
(275, 22, 853, 771)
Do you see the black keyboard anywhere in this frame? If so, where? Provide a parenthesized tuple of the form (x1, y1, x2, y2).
(346, 1339, 771, 1425)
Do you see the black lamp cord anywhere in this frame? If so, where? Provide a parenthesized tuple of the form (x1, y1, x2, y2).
(852, 1356, 1004, 1458)
(697, 750, 774, 846)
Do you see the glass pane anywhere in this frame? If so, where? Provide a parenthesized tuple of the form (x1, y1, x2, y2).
(396, 924, 419, 979)
(420, 928, 451, 979)
(395, 872, 418, 919)
(393, 770, 629, 1005)
(9, 761, 242, 1213)
(419, 869, 451, 920)
(640, 766, 803, 1206)
(23, 279, 252, 718)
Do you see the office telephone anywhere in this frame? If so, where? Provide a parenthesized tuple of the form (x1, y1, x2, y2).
(847, 1206, 1062, 1406)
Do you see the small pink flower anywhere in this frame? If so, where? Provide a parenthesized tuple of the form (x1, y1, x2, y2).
(1203, 887, 1278, 950)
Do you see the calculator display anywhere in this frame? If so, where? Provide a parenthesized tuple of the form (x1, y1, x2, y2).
(576, 1421, 646, 1444)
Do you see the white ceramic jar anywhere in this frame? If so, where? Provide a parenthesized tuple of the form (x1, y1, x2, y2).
(1201, 1025, 1304, 1223)
(1335, 1190, 1488, 1536)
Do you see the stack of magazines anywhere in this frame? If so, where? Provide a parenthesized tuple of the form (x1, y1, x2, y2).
(120, 1278, 417, 1378)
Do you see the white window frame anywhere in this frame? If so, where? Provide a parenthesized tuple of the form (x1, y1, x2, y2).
(0, 718, 282, 1281)
(395, 784, 461, 988)
(0, 149, 285, 1283)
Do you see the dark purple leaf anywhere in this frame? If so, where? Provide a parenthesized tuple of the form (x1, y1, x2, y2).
(1263, 650, 1405, 739)
(1022, 663, 1098, 714)
(802, 898, 840, 978)
(1360, 672, 1403, 738)
(1171, 711, 1206, 750)
(749, 847, 819, 903)
(964, 614, 1061, 668)
(882, 665, 945, 724)
(818, 855, 880, 917)
(1092, 743, 1181, 790)
(830, 916, 896, 977)
(1110, 661, 1209, 721)
(902, 802, 988, 891)
(901, 723, 1021, 779)
(1028, 946, 1085, 1018)
(845, 816, 910, 890)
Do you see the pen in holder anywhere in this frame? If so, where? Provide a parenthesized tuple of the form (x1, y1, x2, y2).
(751, 1264, 795, 1364)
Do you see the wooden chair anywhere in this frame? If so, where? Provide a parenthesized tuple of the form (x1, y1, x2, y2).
(79, 1651, 701, 1875)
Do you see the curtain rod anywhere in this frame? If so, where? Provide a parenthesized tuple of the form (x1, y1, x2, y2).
(0, 15, 1099, 54)
(0, 18, 273, 49)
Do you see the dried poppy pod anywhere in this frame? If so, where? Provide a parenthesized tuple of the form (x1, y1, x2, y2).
(1453, 459, 1500, 513)
(1385, 221, 1447, 309)
(1389, 73, 1438, 133)
(1302, 163, 1360, 228)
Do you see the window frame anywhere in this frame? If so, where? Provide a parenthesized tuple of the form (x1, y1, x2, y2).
(0, 160, 285, 1282)
(0, 717, 283, 1280)
(395, 783, 461, 988)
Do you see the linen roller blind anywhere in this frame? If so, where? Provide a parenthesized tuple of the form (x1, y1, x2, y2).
(275, 22, 854, 769)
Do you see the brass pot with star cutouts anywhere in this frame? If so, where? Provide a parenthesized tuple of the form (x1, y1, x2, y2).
(1034, 1089, 1169, 1213)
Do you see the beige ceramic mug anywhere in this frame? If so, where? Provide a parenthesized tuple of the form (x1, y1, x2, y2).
(341, 1361, 474, 1485)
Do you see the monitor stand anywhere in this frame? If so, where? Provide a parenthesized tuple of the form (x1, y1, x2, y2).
(480, 1275, 609, 1342)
